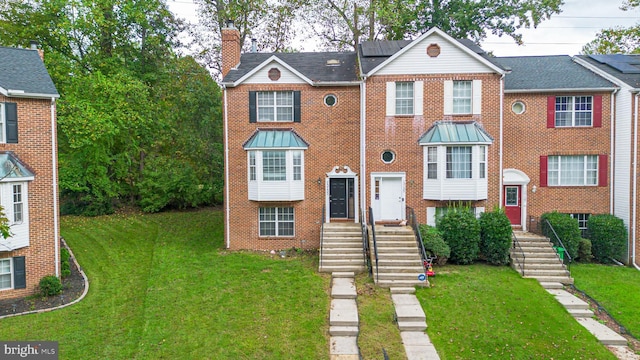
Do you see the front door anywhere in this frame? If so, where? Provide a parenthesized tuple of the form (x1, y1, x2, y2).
(377, 176, 404, 220)
(504, 185, 521, 225)
(330, 178, 347, 218)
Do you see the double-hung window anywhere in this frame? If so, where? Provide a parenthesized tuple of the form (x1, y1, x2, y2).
(427, 147, 438, 179)
(446, 146, 472, 179)
(13, 184, 23, 223)
(555, 96, 592, 127)
(259, 207, 294, 236)
(570, 213, 590, 237)
(548, 155, 598, 186)
(0, 258, 11, 290)
(395, 82, 414, 115)
(452, 81, 472, 114)
(262, 151, 287, 181)
(257, 91, 294, 122)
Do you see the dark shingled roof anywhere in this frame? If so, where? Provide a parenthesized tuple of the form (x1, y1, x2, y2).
(222, 52, 359, 84)
(496, 56, 615, 91)
(0, 46, 59, 97)
(575, 54, 640, 89)
(358, 38, 507, 74)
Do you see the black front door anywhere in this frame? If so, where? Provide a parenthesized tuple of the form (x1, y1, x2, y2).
(330, 179, 347, 218)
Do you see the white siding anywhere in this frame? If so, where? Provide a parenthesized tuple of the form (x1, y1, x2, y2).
(375, 34, 496, 75)
(247, 151, 305, 201)
(0, 182, 29, 251)
(614, 88, 633, 227)
(422, 146, 489, 200)
(244, 61, 307, 84)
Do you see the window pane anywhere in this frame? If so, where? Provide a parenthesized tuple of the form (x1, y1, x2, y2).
(479, 146, 486, 179)
(395, 82, 414, 115)
(574, 96, 592, 126)
(277, 207, 294, 236)
(427, 147, 437, 179)
(0, 259, 10, 289)
(262, 151, 286, 181)
(453, 81, 472, 114)
(555, 96, 572, 127)
(505, 187, 518, 206)
(257, 91, 294, 122)
(259, 208, 276, 236)
(548, 155, 598, 186)
(249, 152, 256, 181)
(446, 146, 472, 179)
(293, 151, 302, 181)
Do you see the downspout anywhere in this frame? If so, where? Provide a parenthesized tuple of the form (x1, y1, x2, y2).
(360, 78, 367, 225)
(223, 86, 231, 249)
(633, 93, 639, 270)
(610, 88, 618, 214)
(499, 74, 505, 208)
(51, 97, 59, 277)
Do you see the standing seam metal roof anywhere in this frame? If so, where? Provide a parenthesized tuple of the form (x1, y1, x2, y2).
(243, 129, 309, 149)
(418, 121, 493, 144)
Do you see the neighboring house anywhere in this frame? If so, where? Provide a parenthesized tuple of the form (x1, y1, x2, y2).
(0, 45, 60, 299)
(221, 24, 620, 258)
(573, 54, 640, 268)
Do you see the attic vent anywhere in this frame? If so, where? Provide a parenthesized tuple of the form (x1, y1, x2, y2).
(427, 43, 441, 58)
(326, 59, 341, 66)
(268, 67, 281, 81)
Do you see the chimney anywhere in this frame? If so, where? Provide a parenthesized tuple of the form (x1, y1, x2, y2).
(30, 40, 44, 61)
(251, 38, 257, 53)
(221, 20, 241, 78)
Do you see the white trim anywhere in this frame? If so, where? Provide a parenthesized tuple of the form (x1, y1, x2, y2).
(633, 93, 639, 270)
(360, 80, 367, 224)
(0, 257, 12, 290)
(0, 103, 5, 143)
(51, 98, 59, 277)
(443, 80, 453, 115)
(386, 82, 395, 116)
(415, 81, 424, 116)
(363, 27, 506, 76)
(503, 169, 531, 231)
(227, 56, 314, 87)
(224, 87, 231, 249)
(370, 172, 406, 221)
(504, 87, 617, 94)
(472, 79, 482, 114)
(499, 75, 505, 208)
(325, 166, 359, 223)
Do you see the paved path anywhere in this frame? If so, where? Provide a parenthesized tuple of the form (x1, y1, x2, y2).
(329, 272, 359, 360)
(390, 287, 440, 360)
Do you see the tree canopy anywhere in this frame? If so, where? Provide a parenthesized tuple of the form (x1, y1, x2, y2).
(582, 1, 640, 54)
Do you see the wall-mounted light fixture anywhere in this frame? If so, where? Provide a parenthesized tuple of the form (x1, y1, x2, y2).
(317, 178, 322, 185)
(532, 185, 537, 193)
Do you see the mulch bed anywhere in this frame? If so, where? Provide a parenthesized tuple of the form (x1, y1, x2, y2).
(0, 243, 85, 317)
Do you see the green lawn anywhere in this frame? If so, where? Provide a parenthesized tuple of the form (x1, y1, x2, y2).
(0, 209, 330, 359)
(417, 265, 616, 359)
(572, 263, 640, 339)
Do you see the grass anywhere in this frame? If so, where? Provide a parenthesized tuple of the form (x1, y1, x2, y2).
(0, 209, 330, 359)
(417, 264, 615, 360)
(572, 263, 640, 339)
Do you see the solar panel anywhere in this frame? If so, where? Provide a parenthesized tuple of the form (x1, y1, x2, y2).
(608, 61, 640, 74)
(588, 54, 640, 73)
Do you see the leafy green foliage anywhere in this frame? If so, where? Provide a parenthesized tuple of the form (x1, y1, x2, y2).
(587, 214, 627, 263)
(540, 212, 581, 260)
(60, 248, 71, 278)
(39, 275, 63, 297)
(479, 207, 512, 266)
(437, 208, 480, 264)
(418, 224, 450, 265)
(0, 205, 12, 239)
(577, 238, 593, 263)
(582, 1, 640, 54)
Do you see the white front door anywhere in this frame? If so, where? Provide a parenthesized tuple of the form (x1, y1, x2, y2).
(372, 174, 405, 221)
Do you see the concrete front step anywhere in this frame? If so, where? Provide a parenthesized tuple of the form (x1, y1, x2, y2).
(576, 318, 628, 346)
(525, 275, 574, 284)
(378, 259, 424, 267)
(376, 279, 429, 288)
(398, 321, 428, 332)
(378, 272, 427, 280)
(323, 248, 364, 255)
(331, 277, 357, 299)
(322, 259, 365, 266)
(539, 282, 564, 289)
(546, 289, 590, 310)
(330, 299, 359, 327)
(330, 326, 359, 336)
(568, 308, 595, 318)
(323, 240, 364, 247)
(525, 269, 570, 277)
(377, 266, 425, 274)
(390, 287, 416, 294)
(521, 263, 567, 270)
(320, 265, 366, 273)
(517, 256, 565, 263)
(376, 240, 419, 247)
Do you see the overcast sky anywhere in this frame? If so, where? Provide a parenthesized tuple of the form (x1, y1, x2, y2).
(167, 0, 640, 56)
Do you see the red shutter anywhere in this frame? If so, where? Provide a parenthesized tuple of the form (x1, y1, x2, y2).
(547, 96, 556, 128)
(593, 95, 603, 128)
(599, 154, 608, 187)
(540, 155, 548, 187)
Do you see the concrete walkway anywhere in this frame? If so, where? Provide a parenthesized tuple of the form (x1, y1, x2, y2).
(329, 272, 359, 360)
(390, 287, 440, 360)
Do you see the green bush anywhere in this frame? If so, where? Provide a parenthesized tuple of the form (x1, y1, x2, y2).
(39, 275, 63, 297)
(437, 207, 480, 264)
(479, 207, 512, 266)
(587, 214, 627, 263)
(61, 248, 71, 278)
(540, 212, 581, 260)
(577, 238, 593, 263)
(418, 224, 450, 265)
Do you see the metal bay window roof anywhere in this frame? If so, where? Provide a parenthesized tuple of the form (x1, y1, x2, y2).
(418, 121, 493, 145)
(243, 129, 309, 149)
(0, 152, 34, 180)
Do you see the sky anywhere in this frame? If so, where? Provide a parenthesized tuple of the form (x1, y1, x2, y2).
(167, 0, 640, 56)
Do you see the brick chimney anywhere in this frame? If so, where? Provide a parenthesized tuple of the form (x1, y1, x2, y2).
(221, 20, 241, 78)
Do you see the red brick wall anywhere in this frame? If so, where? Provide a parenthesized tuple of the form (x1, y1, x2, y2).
(0, 96, 59, 300)
(225, 84, 360, 250)
(503, 92, 612, 221)
(221, 28, 241, 78)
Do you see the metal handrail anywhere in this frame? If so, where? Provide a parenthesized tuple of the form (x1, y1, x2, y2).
(543, 219, 572, 274)
(368, 207, 379, 283)
(319, 205, 325, 271)
(511, 230, 525, 276)
(360, 210, 372, 276)
(406, 206, 429, 274)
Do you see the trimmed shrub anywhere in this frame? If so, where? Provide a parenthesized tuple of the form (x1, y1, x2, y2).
(418, 224, 450, 265)
(61, 248, 71, 278)
(587, 214, 627, 263)
(540, 212, 580, 260)
(437, 207, 480, 264)
(479, 207, 512, 266)
(39, 275, 63, 297)
(577, 238, 593, 263)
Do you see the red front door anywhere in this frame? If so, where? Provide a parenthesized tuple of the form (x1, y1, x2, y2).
(504, 186, 521, 225)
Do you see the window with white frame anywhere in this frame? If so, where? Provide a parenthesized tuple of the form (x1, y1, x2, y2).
(257, 91, 294, 122)
(0, 103, 4, 143)
(395, 82, 414, 115)
(427, 147, 438, 179)
(453, 81, 472, 114)
(548, 155, 598, 186)
(0, 258, 11, 290)
(293, 152, 302, 180)
(262, 151, 287, 181)
(570, 213, 590, 236)
(249, 152, 256, 181)
(446, 146, 472, 179)
(13, 184, 22, 223)
(259, 207, 294, 236)
(555, 96, 592, 127)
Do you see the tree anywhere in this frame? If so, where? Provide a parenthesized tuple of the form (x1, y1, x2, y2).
(583, 1, 640, 54)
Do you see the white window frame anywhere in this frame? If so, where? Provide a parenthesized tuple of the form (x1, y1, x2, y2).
(262, 151, 287, 181)
(293, 151, 302, 180)
(0, 103, 5, 143)
(427, 146, 438, 179)
(452, 81, 472, 114)
(479, 146, 486, 179)
(446, 146, 473, 179)
(0, 258, 12, 290)
(395, 82, 414, 115)
(248, 152, 256, 181)
(259, 207, 295, 237)
(548, 155, 598, 186)
(570, 213, 590, 236)
(555, 96, 593, 127)
(257, 91, 294, 122)
(13, 184, 22, 224)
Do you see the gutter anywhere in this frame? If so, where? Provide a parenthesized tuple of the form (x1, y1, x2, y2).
(633, 92, 640, 270)
(610, 88, 618, 214)
(504, 87, 618, 94)
(223, 86, 231, 249)
(499, 74, 505, 212)
(51, 97, 59, 277)
(360, 77, 367, 225)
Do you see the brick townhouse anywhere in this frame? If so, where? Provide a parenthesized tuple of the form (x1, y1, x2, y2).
(0, 45, 60, 299)
(221, 24, 626, 263)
